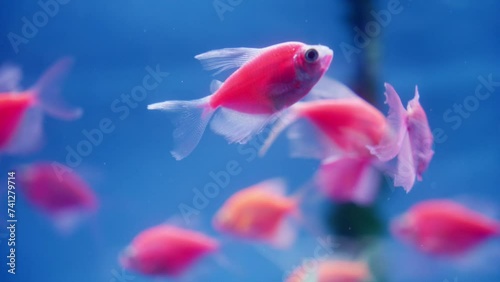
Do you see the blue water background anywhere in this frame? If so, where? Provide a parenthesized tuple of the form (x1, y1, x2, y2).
(1, 0, 499, 281)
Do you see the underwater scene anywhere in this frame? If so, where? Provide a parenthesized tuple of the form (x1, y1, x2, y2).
(1, 0, 499, 281)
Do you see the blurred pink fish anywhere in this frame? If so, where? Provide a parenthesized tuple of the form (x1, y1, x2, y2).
(19, 162, 97, 231)
(391, 199, 500, 257)
(213, 179, 300, 248)
(286, 259, 372, 282)
(0, 58, 82, 155)
(148, 41, 333, 160)
(260, 78, 433, 204)
(120, 225, 219, 277)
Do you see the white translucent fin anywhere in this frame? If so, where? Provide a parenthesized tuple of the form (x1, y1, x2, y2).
(52, 211, 85, 235)
(210, 80, 224, 93)
(3, 108, 44, 155)
(253, 178, 287, 196)
(351, 163, 381, 205)
(392, 132, 416, 192)
(210, 107, 273, 144)
(368, 83, 408, 161)
(195, 47, 263, 75)
(287, 118, 339, 160)
(269, 218, 297, 249)
(32, 57, 83, 120)
(258, 110, 298, 157)
(305, 76, 361, 101)
(0, 64, 22, 92)
(148, 96, 214, 160)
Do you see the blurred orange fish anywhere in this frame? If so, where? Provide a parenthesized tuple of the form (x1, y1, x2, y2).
(213, 179, 300, 248)
(120, 225, 219, 277)
(286, 260, 372, 282)
(391, 199, 500, 256)
(0, 58, 82, 155)
(19, 162, 98, 232)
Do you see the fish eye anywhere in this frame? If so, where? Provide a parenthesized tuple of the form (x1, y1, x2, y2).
(304, 48, 319, 63)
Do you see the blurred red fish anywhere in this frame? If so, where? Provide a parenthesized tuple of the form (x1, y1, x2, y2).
(286, 260, 372, 282)
(213, 179, 300, 248)
(391, 199, 500, 256)
(19, 162, 98, 232)
(0, 58, 82, 155)
(148, 41, 333, 160)
(261, 78, 434, 204)
(120, 225, 219, 277)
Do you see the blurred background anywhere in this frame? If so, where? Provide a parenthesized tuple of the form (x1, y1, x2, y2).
(0, 0, 499, 281)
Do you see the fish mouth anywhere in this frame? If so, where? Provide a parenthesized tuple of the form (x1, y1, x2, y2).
(315, 45, 334, 69)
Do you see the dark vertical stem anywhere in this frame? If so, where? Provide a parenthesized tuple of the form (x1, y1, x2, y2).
(349, 0, 379, 104)
(325, 0, 386, 280)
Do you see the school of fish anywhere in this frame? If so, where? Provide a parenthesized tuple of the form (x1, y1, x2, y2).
(3, 41, 499, 281)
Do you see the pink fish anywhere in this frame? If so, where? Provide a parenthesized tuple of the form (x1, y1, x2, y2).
(286, 260, 372, 282)
(213, 179, 300, 248)
(148, 41, 333, 160)
(391, 199, 500, 257)
(120, 225, 219, 277)
(0, 58, 82, 155)
(260, 78, 433, 203)
(19, 162, 97, 231)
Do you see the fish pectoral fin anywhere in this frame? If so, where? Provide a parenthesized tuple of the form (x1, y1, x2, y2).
(210, 107, 274, 144)
(305, 76, 361, 101)
(287, 118, 341, 160)
(0, 64, 22, 92)
(268, 218, 297, 249)
(195, 47, 263, 76)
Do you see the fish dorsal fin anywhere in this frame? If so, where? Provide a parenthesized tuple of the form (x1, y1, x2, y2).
(0, 64, 22, 92)
(305, 76, 361, 101)
(210, 79, 224, 93)
(253, 178, 287, 196)
(195, 47, 263, 76)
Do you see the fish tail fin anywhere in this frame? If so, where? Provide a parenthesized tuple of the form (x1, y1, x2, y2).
(368, 83, 408, 161)
(378, 85, 434, 192)
(147, 95, 215, 160)
(32, 57, 83, 120)
(368, 83, 433, 193)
